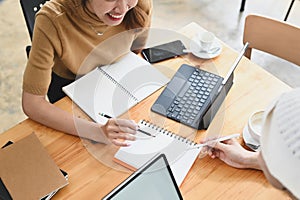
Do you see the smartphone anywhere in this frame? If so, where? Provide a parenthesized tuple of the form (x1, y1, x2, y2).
(141, 40, 186, 63)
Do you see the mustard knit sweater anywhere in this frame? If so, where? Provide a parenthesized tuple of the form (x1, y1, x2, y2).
(23, 0, 152, 95)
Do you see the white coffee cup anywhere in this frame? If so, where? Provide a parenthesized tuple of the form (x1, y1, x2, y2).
(198, 31, 215, 52)
(247, 110, 264, 143)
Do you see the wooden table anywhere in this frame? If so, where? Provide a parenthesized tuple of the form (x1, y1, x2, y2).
(0, 23, 291, 199)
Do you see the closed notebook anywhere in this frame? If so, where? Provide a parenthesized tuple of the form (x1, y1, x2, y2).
(114, 120, 202, 187)
(0, 134, 68, 200)
(0, 141, 68, 200)
(62, 52, 169, 124)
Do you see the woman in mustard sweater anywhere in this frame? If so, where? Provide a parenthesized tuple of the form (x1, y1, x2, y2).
(22, 0, 152, 146)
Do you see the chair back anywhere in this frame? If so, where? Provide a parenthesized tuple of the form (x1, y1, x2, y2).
(243, 14, 300, 66)
(20, 0, 48, 40)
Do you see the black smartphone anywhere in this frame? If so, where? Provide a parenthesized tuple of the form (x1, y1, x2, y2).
(141, 40, 186, 63)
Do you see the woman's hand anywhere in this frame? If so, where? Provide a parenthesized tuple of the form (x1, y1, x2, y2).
(204, 138, 261, 170)
(101, 118, 139, 146)
(22, 92, 139, 146)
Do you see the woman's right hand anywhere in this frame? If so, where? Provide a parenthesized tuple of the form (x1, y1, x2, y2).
(205, 138, 261, 170)
(101, 118, 139, 146)
(22, 91, 139, 146)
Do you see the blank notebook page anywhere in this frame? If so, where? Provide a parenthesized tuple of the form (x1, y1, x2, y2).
(63, 52, 169, 124)
(114, 120, 201, 186)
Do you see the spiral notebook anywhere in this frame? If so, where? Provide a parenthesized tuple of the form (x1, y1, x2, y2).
(62, 52, 169, 124)
(114, 120, 202, 187)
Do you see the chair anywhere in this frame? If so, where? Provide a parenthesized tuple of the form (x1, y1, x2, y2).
(243, 14, 300, 67)
(240, 0, 297, 21)
(20, 0, 48, 57)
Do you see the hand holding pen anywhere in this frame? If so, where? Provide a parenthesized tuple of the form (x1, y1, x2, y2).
(99, 113, 139, 146)
(99, 113, 155, 146)
(203, 133, 261, 169)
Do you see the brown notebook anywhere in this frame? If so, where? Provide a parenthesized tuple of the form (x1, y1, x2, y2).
(0, 133, 68, 200)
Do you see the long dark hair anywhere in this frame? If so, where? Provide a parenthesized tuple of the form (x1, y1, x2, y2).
(81, 0, 150, 29)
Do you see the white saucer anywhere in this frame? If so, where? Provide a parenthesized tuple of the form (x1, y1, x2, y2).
(242, 126, 260, 151)
(189, 37, 222, 59)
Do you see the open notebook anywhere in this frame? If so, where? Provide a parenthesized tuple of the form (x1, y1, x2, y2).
(63, 52, 169, 124)
(114, 120, 201, 187)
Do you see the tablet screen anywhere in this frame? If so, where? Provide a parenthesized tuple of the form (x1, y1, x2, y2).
(102, 154, 183, 200)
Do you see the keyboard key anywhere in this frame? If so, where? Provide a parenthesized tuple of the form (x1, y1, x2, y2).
(166, 67, 222, 128)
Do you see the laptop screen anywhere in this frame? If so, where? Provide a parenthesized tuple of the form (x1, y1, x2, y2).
(102, 154, 183, 200)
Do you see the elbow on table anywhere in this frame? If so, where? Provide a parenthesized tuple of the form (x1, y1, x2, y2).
(21, 91, 47, 118)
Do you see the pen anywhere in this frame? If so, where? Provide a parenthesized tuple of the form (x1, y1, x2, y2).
(137, 129, 156, 138)
(99, 113, 113, 119)
(99, 113, 156, 138)
(191, 133, 240, 149)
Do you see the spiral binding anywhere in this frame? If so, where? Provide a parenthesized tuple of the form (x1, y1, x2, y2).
(140, 120, 197, 146)
(98, 67, 139, 102)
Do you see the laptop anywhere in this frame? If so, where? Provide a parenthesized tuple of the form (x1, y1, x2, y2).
(151, 43, 249, 130)
(102, 154, 183, 200)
